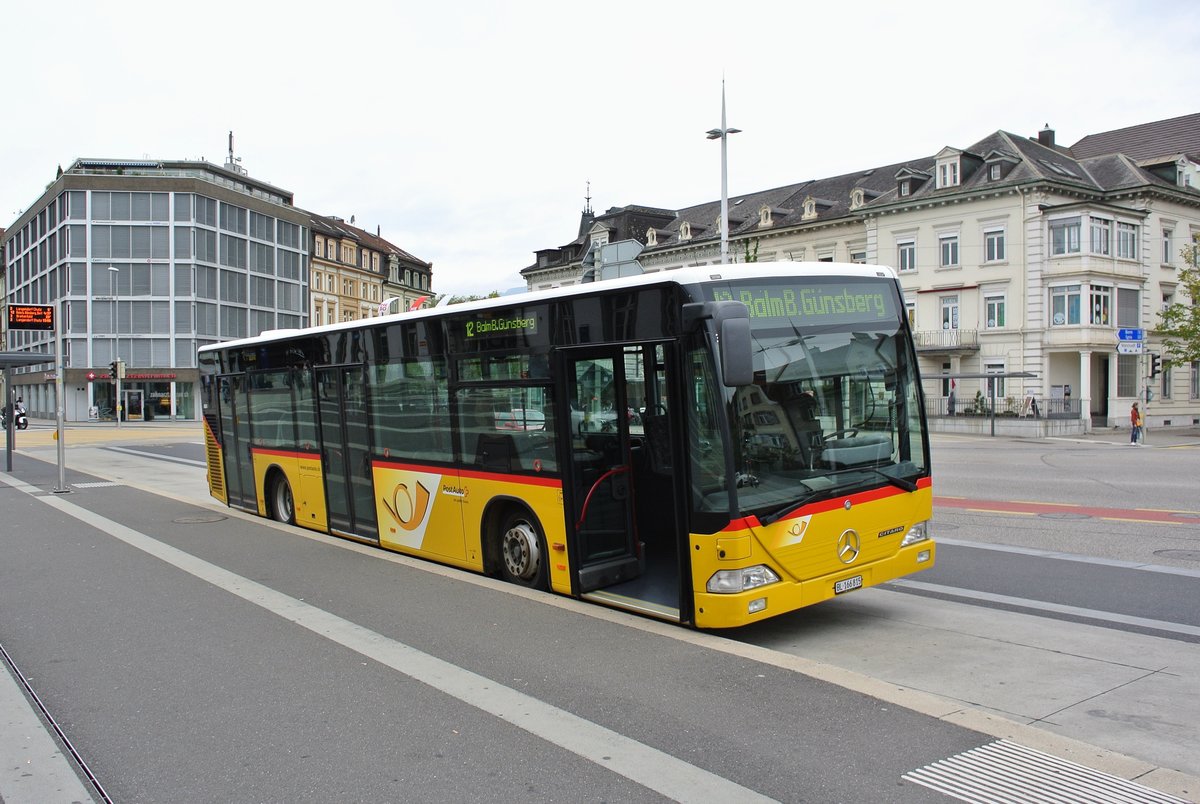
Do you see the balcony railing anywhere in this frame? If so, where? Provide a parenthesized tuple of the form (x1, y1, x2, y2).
(913, 329, 979, 352)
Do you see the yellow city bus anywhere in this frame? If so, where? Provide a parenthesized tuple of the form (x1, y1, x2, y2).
(199, 262, 934, 628)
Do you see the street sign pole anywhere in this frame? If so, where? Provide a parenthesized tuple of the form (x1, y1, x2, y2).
(53, 299, 68, 493)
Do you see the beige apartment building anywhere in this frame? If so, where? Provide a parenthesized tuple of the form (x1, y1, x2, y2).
(309, 214, 433, 326)
(523, 114, 1200, 434)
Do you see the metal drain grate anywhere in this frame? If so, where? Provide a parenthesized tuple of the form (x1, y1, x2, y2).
(72, 481, 122, 488)
(903, 740, 1190, 803)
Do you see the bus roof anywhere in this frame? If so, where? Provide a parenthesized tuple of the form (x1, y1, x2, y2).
(199, 261, 898, 353)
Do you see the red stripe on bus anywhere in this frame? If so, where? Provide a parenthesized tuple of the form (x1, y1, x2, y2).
(730, 476, 930, 530)
(371, 459, 562, 489)
(251, 446, 320, 460)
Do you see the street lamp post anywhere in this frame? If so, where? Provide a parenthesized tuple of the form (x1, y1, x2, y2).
(109, 266, 121, 429)
(706, 80, 741, 265)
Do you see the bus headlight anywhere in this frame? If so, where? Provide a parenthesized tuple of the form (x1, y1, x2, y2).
(707, 565, 780, 594)
(900, 520, 929, 547)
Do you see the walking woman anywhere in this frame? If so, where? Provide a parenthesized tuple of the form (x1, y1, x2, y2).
(1130, 401, 1144, 444)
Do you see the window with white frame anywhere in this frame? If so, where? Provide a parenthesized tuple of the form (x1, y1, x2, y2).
(1090, 285, 1111, 325)
(1050, 217, 1081, 254)
(315, 239, 324, 258)
(1117, 222, 1137, 259)
(989, 163, 1002, 180)
(897, 240, 916, 272)
(1117, 287, 1140, 328)
(1117, 355, 1137, 397)
(985, 228, 1006, 262)
(985, 361, 1005, 399)
(985, 294, 1006, 328)
(1163, 228, 1174, 264)
(1051, 285, 1081, 325)
(941, 295, 959, 330)
(938, 160, 960, 188)
(939, 233, 959, 267)
(850, 250, 866, 264)
(1091, 217, 1111, 255)
(899, 181, 911, 197)
(905, 300, 916, 328)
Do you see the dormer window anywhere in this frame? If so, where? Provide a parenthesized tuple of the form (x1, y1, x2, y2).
(850, 188, 865, 210)
(899, 181, 911, 197)
(989, 163, 1002, 181)
(938, 159, 960, 188)
(759, 205, 772, 227)
(647, 228, 657, 247)
(802, 197, 817, 221)
(680, 221, 692, 241)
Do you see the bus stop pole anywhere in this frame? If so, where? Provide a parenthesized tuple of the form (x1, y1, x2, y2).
(4, 369, 12, 473)
(54, 300, 69, 493)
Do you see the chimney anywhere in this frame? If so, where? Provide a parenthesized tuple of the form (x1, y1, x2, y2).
(1037, 124, 1055, 148)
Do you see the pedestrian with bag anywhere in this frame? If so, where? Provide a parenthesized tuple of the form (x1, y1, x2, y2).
(1130, 401, 1144, 445)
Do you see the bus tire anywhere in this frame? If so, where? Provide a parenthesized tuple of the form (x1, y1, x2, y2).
(498, 509, 548, 590)
(269, 472, 295, 525)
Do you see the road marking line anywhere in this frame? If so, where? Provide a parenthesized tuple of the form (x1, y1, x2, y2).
(891, 579, 1200, 638)
(934, 537, 1200, 578)
(0, 471, 776, 804)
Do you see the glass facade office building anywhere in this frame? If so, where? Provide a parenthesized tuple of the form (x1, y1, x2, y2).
(2, 159, 309, 422)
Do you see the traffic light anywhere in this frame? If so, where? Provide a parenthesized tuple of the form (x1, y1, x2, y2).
(110, 360, 119, 380)
(1149, 353, 1162, 379)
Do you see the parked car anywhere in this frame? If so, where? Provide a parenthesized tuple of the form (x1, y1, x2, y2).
(494, 409, 546, 431)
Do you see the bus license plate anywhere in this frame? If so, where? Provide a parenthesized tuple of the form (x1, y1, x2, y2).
(834, 575, 863, 594)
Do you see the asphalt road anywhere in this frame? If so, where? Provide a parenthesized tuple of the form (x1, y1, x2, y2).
(1, 424, 1197, 802)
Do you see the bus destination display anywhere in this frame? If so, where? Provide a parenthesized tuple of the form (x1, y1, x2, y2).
(8, 304, 55, 331)
(708, 282, 897, 325)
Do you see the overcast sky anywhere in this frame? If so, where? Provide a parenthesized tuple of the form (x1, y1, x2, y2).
(3, 0, 1198, 296)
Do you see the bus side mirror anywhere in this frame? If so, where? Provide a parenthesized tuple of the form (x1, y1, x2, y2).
(719, 316, 752, 387)
(683, 301, 754, 387)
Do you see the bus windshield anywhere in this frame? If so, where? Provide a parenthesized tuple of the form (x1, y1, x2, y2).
(710, 277, 928, 523)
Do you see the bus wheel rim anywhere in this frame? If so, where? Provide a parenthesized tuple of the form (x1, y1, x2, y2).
(502, 521, 540, 580)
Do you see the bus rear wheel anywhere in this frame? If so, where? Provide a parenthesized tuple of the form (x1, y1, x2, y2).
(499, 510, 547, 590)
(270, 474, 295, 525)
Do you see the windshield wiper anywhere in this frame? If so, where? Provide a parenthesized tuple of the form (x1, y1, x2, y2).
(754, 467, 918, 526)
(757, 488, 826, 526)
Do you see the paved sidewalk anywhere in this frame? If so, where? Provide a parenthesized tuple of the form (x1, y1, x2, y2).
(1042, 425, 1200, 448)
(3, 418, 201, 450)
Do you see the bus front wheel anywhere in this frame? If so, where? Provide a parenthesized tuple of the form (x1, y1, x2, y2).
(498, 510, 547, 590)
(270, 474, 295, 525)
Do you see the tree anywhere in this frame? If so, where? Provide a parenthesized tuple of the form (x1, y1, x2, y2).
(1156, 233, 1200, 363)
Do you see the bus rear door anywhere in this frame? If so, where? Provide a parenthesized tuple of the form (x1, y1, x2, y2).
(217, 374, 257, 511)
(316, 365, 379, 543)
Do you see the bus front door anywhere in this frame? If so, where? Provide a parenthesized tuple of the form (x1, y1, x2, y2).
(562, 344, 685, 620)
(316, 366, 379, 543)
(563, 350, 642, 594)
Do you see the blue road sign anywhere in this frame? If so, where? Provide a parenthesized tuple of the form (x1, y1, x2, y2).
(1117, 328, 1144, 341)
